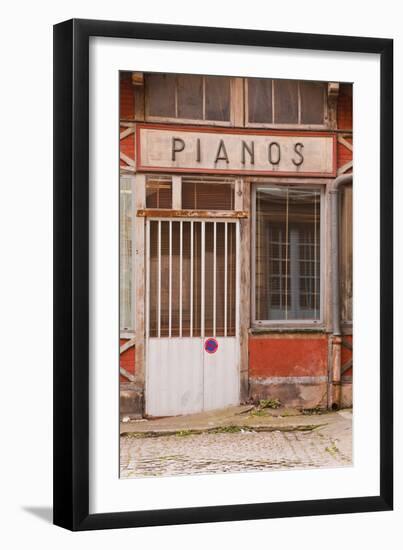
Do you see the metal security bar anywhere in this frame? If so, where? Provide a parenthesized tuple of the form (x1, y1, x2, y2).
(148, 220, 237, 338)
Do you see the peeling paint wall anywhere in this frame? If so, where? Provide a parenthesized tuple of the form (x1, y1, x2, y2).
(249, 335, 329, 409)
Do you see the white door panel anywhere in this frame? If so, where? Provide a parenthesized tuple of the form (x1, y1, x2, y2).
(203, 337, 239, 411)
(146, 338, 203, 416)
(146, 219, 240, 417)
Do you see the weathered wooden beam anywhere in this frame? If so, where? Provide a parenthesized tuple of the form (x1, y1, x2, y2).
(120, 151, 135, 168)
(137, 209, 249, 219)
(172, 175, 181, 209)
(120, 127, 135, 140)
(337, 160, 353, 175)
(327, 82, 340, 129)
(134, 174, 146, 387)
(231, 78, 244, 127)
(131, 72, 144, 86)
(238, 178, 250, 402)
(120, 165, 136, 173)
(337, 135, 353, 152)
(120, 366, 135, 382)
(342, 338, 353, 351)
(341, 358, 353, 376)
(120, 338, 135, 354)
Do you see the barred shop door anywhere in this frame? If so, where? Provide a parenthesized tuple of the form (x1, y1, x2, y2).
(145, 219, 240, 416)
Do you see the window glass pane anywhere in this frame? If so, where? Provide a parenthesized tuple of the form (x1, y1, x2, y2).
(177, 75, 203, 119)
(146, 73, 176, 117)
(273, 80, 298, 123)
(255, 187, 321, 321)
(248, 78, 273, 123)
(120, 176, 133, 331)
(146, 176, 172, 208)
(340, 185, 353, 322)
(300, 81, 325, 124)
(205, 76, 230, 121)
(182, 177, 234, 210)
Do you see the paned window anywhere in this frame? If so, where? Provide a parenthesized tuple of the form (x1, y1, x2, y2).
(182, 177, 235, 210)
(146, 176, 172, 208)
(145, 73, 231, 123)
(254, 186, 321, 322)
(247, 79, 326, 126)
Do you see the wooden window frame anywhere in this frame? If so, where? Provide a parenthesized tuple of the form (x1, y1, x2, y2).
(245, 79, 329, 130)
(251, 180, 326, 328)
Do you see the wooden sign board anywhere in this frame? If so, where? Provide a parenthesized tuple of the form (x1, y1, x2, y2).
(136, 124, 336, 177)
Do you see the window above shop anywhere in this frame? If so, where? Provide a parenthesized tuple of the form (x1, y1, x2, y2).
(146, 176, 172, 208)
(144, 175, 236, 212)
(246, 79, 328, 128)
(253, 185, 322, 324)
(145, 73, 232, 124)
(182, 177, 235, 210)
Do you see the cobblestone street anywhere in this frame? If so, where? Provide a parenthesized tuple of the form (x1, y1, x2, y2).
(120, 410, 352, 478)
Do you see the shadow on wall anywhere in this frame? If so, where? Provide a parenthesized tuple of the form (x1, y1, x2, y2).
(22, 506, 53, 524)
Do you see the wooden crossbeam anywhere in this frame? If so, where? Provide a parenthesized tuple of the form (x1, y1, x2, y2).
(120, 151, 135, 168)
(137, 209, 249, 219)
(337, 160, 353, 176)
(120, 127, 135, 140)
(120, 338, 135, 354)
(120, 367, 135, 382)
(342, 338, 353, 351)
(341, 358, 353, 376)
(337, 135, 353, 152)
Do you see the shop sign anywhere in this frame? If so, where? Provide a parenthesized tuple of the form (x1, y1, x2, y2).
(136, 124, 336, 176)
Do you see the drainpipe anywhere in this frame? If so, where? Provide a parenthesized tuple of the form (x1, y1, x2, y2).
(329, 173, 353, 410)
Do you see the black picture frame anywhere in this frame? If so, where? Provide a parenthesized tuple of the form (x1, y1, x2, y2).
(53, 18, 393, 531)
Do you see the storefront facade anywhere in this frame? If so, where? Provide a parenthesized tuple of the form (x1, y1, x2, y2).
(119, 72, 353, 417)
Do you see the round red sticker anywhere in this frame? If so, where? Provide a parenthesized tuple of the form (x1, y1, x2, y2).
(204, 338, 219, 354)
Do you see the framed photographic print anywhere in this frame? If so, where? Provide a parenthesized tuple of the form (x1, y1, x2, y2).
(53, 19, 393, 530)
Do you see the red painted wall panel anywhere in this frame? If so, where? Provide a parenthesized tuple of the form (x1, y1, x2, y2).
(119, 75, 135, 166)
(120, 130, 135, 166)
(120, 76, 134, 119)
(120, 339, 135, 383)
(249, 336, 328, 378)
(336, 84, 353, 170)
(338, 84, 353, 130)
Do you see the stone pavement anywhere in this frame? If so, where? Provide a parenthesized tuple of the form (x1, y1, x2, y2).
(120, 406, 352, 478)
